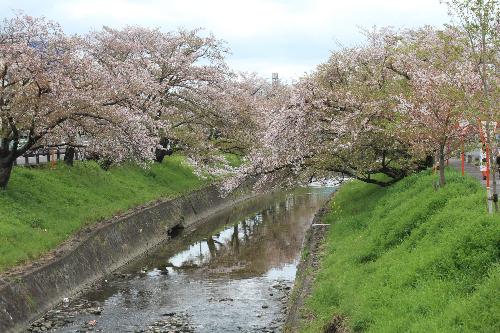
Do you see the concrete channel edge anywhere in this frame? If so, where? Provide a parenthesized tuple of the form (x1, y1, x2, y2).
(0, 183, 256, 333)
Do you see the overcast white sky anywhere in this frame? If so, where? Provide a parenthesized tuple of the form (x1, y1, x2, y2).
(0, 0, 451, 81)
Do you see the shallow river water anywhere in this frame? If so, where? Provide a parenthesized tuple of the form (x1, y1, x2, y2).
(30, 187, 333, 333)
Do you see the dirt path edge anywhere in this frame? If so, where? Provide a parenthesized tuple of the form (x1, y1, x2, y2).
(282, 193, 335, 333)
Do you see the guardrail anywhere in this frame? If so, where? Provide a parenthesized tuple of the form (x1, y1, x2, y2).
(13, 148, 86, 166)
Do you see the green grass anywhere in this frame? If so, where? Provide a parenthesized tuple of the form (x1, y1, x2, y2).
(302, 169, 500, 333)
(0, 156, 205, 272)
(223, 152, 244, 168)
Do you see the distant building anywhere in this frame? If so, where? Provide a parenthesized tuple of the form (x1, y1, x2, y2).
(272, 72, 279, 87)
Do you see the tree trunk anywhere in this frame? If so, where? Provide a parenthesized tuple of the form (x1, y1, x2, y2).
(207, 236, 217, 258)
(231, 224, 239, 254)
(0, 156, 14, 190)
(155, 148, 167, 163)
(64, 146, 75, 166)
(155, 137, 173, 163)
(424, 155, 434, 169)
(439, 144, 446, 187)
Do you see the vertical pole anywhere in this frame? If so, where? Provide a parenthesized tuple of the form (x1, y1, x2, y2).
(478, 119, 493, 213)
(461, 140, 465, 176)
(486, 144, 492, 213)
(50, 148, 56, 169)
(486, 145, 490, 187)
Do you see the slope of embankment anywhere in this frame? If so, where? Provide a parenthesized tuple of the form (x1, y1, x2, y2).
(293, 169, 499, 332)
(0, 156, 205, 272)
(0, 155, 258, 333)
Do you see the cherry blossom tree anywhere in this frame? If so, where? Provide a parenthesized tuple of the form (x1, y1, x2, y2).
(0, 14, 91, 188)
(85, 25, 232, 165)
(393, 27, 482, 187)
(225, 29, 426, 193)
(224, 26, 487, 193)
(0, 14, 158, 188)
(189, 72, 283, 183)
(0, 13, 268, 190)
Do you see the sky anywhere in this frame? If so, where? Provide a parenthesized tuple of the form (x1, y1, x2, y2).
(0, 0, 451, 81)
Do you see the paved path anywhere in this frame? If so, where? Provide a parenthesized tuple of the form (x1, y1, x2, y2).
(449, 158, 500, 188)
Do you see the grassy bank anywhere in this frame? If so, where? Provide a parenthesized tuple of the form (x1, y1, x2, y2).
(302, 169, 499, 333)
(0, 156, 205, 272)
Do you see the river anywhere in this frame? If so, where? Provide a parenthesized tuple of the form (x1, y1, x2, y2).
(29, 187, 334, 333)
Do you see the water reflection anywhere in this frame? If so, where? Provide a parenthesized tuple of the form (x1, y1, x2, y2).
(137, 193, 325, 279)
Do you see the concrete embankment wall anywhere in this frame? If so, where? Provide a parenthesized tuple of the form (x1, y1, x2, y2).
(0, 184, 253, 333)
